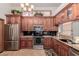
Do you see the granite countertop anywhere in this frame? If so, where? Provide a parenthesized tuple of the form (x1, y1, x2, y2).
(71, 44, 79, 51)
(21, 35, 53, 38)
(43, 36, 53, 37)
(52, 36, 79, 51)
(20, 36, 33, 38)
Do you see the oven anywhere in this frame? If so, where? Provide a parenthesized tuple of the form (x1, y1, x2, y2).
(33, 25, 43, 45)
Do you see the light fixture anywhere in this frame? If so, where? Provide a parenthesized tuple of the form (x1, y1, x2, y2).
(25, 3, 29, 6)
(20, 3, 25, 8)
(20, 3, 34, 12)
(31, 5, 34, 9)
(23, 7, 26, 11)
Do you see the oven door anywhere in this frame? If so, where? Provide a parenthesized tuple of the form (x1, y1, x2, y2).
(34, 36, 43, 45)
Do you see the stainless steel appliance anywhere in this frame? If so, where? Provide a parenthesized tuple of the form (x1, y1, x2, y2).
(34, 36, 43, 45)
(33, 25, 43, 45)
(4, 24, 20, 50)
(33, 25, 43, 36)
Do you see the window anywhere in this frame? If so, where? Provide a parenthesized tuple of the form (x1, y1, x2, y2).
(67, 8, 72, 17)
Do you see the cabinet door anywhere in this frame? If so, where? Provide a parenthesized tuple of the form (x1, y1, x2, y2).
(26, 40, 33, 48)
(46, 18, 51, 31)
(38, 17, 43, 25)
(43, 18, 51, 31)
(33, 17, 39, 25)
(67, 4, 78, 21)
(10, 16, 15, 24)
(6, 15, 21, 24)
(43, 37, 52, 49)
(55, 16, 59, 25)
(20, 40, 27, 49)
(51, 39, 54, 49)
(60, 43, 70, 56)
(27, 17, 33, 31)
(6, 16, 12, 24)
(43, 18, 47, 31)
(50, 17, 54, 31)
(15, 16, 21, 24)
(22, 17, 28, 31)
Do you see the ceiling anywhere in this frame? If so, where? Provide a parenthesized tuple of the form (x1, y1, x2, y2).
(10, 3, 62, 8)
(29, 3, 61, 7)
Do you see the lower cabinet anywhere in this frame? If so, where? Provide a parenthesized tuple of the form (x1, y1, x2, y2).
(52, 38, 70, 56)
(58, 42, 70, 56)
(43, 37, 52, 49)
(26, 40, 33, 48)
(20, 37, 33, 49)
(20, 40, 27, 49)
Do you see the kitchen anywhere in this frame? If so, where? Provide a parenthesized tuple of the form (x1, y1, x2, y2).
(0, 3, 79, 56)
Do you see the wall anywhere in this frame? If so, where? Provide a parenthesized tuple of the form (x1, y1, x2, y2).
(53, 3, 69, 16)
(0, 3, 11, 19)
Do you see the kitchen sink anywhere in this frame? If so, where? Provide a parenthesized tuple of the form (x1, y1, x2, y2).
(59, 39, 74, 44)
(59, 39, 68, 43)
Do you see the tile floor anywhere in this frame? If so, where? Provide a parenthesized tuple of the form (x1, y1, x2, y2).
(0, 49, 46, 56)
(33, 45, 44, 49)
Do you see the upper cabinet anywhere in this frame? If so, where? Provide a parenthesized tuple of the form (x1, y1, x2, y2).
(6, 14, 56, 31)
(67, 4, 79, 20)
(21, 17, 28, 31)
(27, 17, 34, 31)
(43, 17, 51, 31)
(54, 3, 79, 26)
(6, 14, 21, 24)
(21, 16, 54, 31)
(55, 9, 67, 25)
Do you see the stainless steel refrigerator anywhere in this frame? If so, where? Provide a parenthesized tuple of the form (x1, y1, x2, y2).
(4, 24, 20, 50)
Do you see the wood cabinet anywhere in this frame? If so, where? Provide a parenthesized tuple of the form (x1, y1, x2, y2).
(43, 17, 52, 31)
(6, 15, 55, 31)
(54, 3, 79, 25)
(50, 17, 54, 31)
(38, 17, 43, 25)
(34, 17, 43, 25)
(66, 4, 79, 21)
(6, 14, 21, 24)
(55, 10, 67, 25)
(20, 39, 27, 49)
(59, 42, 70, 56)
(33, 17, 39, 25)
(21, 16, 54, 31)
(26, 37, 33, 48)
(27, 17, 34, 31)
(22, 17, 28, 31)
(46, 18, 51, 31)
(20, 36, 33, 49)
(0, 19, 4, 52)
(52, 38, 70, 56)
(43, 37, 52, 49)
(43, 17, 47, 31)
